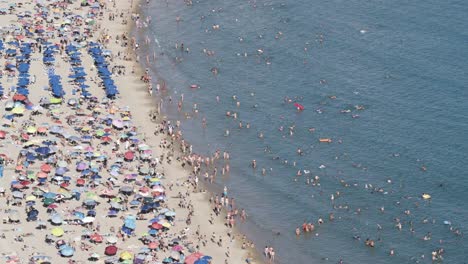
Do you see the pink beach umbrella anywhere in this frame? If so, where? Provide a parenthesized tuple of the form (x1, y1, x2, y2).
(184, 252, 204, 264)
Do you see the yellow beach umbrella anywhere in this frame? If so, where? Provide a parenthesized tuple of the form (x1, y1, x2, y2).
(119, 251, 133, 260)
(162, 222, 171, 228)
(26, 126, 37, 133)
(25, 139, 41, 146)
(11, 107, 25, 114)
(26, 195, 36, 201)
(51, 227, 64, 237)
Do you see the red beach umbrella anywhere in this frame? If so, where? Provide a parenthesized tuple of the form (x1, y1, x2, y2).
(185, 252, 205, 264)
(0, 130, 6, 139)
(90, 233, 103, 243)
(76, 178, 85, 186)
(148, 241, 159, 249)
(37, 172, 48, 179)
(151, 222, 163, 230)
(124, 151, 134, 160)
(21, 133, 30, 140)
(104, 245, 118, 256)
(20, 180, 31, 186)
(40, 164, 52, 173)
(37, 127, 48, 133)
(12, 94, 27, 101)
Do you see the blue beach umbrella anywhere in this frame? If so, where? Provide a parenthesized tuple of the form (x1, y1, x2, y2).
(60, 245, 75, 257)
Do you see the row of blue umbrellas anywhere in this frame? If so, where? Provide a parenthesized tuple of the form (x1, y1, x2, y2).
(88, 42, 117, 98)
(44, 45, 65, 97)
(16, 42, 33, 96)
(66, 44, 92, 97)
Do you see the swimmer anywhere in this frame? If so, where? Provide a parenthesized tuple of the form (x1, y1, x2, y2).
(295, 228, 301, 236)
(251, 160, 257, 169)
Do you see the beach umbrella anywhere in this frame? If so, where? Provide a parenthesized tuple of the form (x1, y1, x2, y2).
(82, 216, 95, 223)
(151, 222, 163, 230)
(138, 144, 150, 151)
(152, 186, 165, 193)
(67, 98, 77, 106)
(124, 151, 134, 160)
(8, 210, 20, 222)
(51, 227, 64, 237)
(201, 256, 213, 262)
(12, 94, 26, 101)
(104, 245, 118, 256)
(90, 233, 103, 243)
(76, 178, 85, 185)
(60, 245, 75, 257)
(40, 163, 52, 173)
(55, 167, 68, 175)
(112, 119, 123, 128)
(35, 147, 50, 156)
(185, 252, 204, 264)
(25, 195, 36, 201)
(172, 245, 183, 251)
(37, 126, 48, 133)
(170, 251, 181, 260)
(85, 191, 99, 200)
(138, 167, 149, 174)
(165, 211, 176, 217)
(11, 191, 24, 199)
(43, 192, 56, 199)
(89, 252, 100, 261)
(194, 259, 209, 264)
(50, 214, 63, 225)
(109, 201, 122, 210)
(49, 97, 62, 104)
(119, 251, 133, 260)
(119, 186, 133, 194)
(26, 126, 37, 134)
(106, 236, 118, 244)
(148, 241, 159, 249)
(44, 199, 55, 206)
(0, 130, 6, 139)
(74, 211, 85, 219)
(30, 255, 52, 262)
(37, 171, 48, 179)
(11, 107, 26, 115)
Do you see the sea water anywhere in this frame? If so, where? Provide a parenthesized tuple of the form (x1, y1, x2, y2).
(136, 0, 468, 262)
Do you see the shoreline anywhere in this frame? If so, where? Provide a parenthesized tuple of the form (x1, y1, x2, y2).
(126, 1, 266, 263)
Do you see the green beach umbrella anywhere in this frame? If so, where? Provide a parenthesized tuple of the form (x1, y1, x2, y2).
(95, 130, 105, 137)
(49, 97, 62, 104)
(26, 126, 37, 133)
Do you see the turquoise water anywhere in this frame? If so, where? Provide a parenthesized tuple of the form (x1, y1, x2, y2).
(137, 0, 468, 262)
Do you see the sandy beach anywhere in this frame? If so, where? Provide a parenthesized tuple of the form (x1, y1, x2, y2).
(0, 0, 262, 263)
